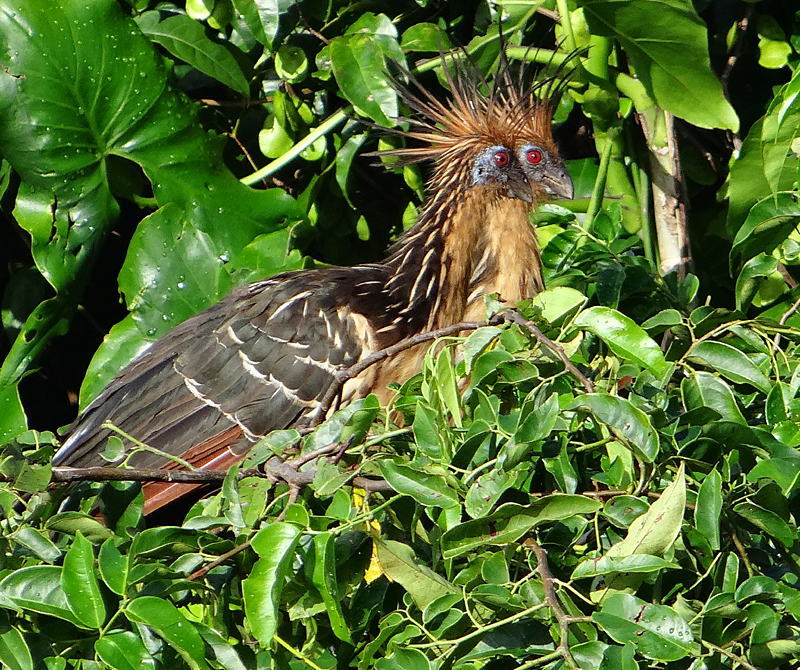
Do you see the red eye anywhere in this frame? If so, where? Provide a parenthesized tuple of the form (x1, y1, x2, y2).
(527, 149, 543, 164)
(494, 151, 509, 166)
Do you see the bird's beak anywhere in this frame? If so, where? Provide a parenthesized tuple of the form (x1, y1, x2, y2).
(542, 163, 574, 200)
(506, 171, 533, 204)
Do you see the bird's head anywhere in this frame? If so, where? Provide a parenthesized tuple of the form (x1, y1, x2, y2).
(379, 46, 575, 207)
(470, 142, 573, 205)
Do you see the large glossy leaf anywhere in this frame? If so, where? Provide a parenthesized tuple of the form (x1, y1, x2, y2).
(727, 72, 800, 236)
(734, 502, 794, 547)
(137, 13, 249, 95)
(441, 496, 601, 559)
(62, 531, 106, 629)
(577, 0, 738, 130)
(0, 384, 26, 443)
(573, 555, 679, 579)
(375, 539, 458, 609)
(0, 566, 85, 627)
(730, 194, 800, 270)
(734, 253, 780, 312)
(378, 460, 460, 509)
(125, 597, 209, 670)
(0, 613, 32, 670)
(242, 522, 301, 646)
(593, 593, 693, 661)
(310, 533, 352, 643)
(95, 631, 156, 670)
(0, 0, 303, 395)
(695, 468, 722, 551)
(607, 463, 685, 557)
(567, 395, 659, 463)
(681, 371, 745, 425)
(329, 13, 403, 126)
(572, 306, 667, 377)
(687, 341, 771, 393)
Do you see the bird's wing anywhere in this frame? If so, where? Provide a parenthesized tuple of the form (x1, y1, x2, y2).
(55, 270, 374, 471)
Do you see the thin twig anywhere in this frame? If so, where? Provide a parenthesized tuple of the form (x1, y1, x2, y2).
(701, 641, 759, 670)
(772, 288, 800, 353)
(188, 541, 252, 581)
(311, 319, 493, 427)
(504, 310, 594, 392)
(528, 539, 580, 670)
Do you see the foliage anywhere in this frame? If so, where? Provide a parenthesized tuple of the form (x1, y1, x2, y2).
(1, 0, 800, 669)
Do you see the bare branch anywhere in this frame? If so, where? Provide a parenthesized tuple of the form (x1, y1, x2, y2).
(528, 538, 581, 670)
(311, 319, 493, 426)
(504, 310, 594, 392)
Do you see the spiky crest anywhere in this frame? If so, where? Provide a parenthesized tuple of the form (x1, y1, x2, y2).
(381, 45, 573, 177)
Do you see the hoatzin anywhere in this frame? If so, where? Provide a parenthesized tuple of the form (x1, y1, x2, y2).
(54, 53, 574, 512)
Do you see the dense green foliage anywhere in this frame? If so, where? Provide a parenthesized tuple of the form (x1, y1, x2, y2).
(1, 0, 800, 668)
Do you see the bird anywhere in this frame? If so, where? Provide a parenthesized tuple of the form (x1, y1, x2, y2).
(53, 49, 575, 513)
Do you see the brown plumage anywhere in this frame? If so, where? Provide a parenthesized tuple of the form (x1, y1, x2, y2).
(54, 50, 574, 512)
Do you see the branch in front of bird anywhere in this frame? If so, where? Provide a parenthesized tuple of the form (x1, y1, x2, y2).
(502, 311, 594, 393)
(311, 318, 500, 426)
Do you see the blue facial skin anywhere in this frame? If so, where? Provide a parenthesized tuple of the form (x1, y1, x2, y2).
(517, 143, 574, 200)
(471, 145, 533, 203)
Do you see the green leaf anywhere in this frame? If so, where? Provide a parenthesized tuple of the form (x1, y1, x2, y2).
(608, 462, 685, 558)
(310, 533, 352, 643)
(735, 254, 780, 312)
(0, 566, 85, 627)
(0, 0, 303, 389)
(462, 326, 502, 374)
(567, 395, 659, 463)
(98, 539, 128, 596)
(412, 401, 442, 459)
(0, 613, 32, 670)
(137, 13, 249, 95)
(734, 501, 794, 547)
(603, 495, 649, 528)
(730, 193, 800, 269)
(465, 468, 514, 519)
(578, 0, 738, 130)
(641, 309, 682, 333)
(572, 306, 667, 377)
(441, 496, 601, 559)
(593, 593, 693, 662)
(45, 512, 114, 543)
(695, 468, 722, 551)
(119, 204, 234, 342)
(682, 372, 746, 425)
(687, 341, 772, 393)
(329, 14, 401, 126)
(62, 531, 106, 629)
(573, 555, 679, 579)
(529, 286, 587, 327)
(378, 460, 460, 508)
(9, 527, 61, 563)
(95, 631, 156, 670)
(401, 23, 453, 52)
(194, 622, 248, 670)
(375, 539, 458, 609)
(748, 458, 800, 496)
(0, 383, 26, 444)
(734, 575, 779, 605)
(242, 523, 301, 646)
(335, 132, 368, 207)
(125, 597, 209, 670)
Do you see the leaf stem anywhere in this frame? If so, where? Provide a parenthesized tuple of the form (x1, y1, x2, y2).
(274, 634, 327, 670)
(584, 128, 615, 229)
(241, 108, 350, 185)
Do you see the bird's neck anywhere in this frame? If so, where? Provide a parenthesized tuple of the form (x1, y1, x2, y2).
(381, 188, 542, 338)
